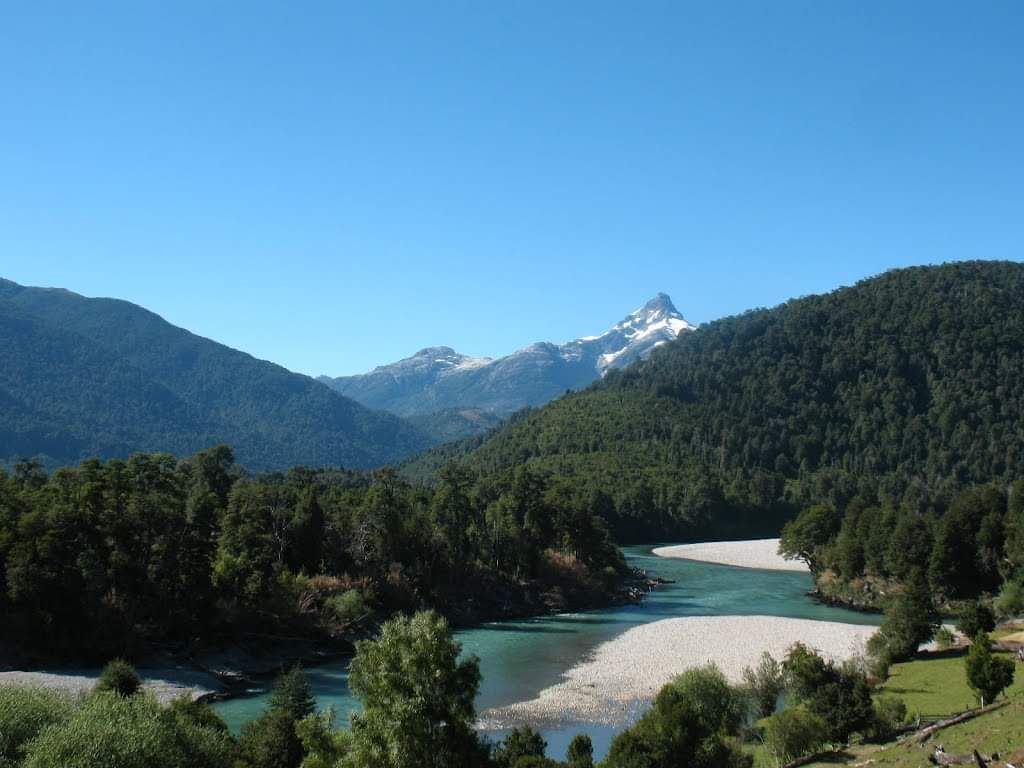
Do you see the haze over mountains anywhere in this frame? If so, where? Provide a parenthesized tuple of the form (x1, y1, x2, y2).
(0, 278, 431, 471)
(318, 293, 695, 427)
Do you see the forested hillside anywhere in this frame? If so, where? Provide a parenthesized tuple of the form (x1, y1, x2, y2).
(0, 279, 431, 470)
(445, 262, 1024, 540)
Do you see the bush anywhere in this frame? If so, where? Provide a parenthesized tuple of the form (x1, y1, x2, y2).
(995, 580, 1024, 619)
(268, 666, 316, 721)
(934, 626, 956, 650)
(965, 632, 1015, 706)
(957, 601, 996, 640)
(867, 696, 907, 742)
(0, 687, 72, 764)
(566, 733, 594, 767)
(239, 708, 304, 768)
(868, 570, 938, 662)
(494, 726, 547, 768)
(326, 589, 366, 625)
(742, 652, 785, 719)
(21, 691, 235, 768)
(604, 665, 751, 768)
(783, 644, 874, 742)
(760, 707, 828, 765)
(95, 659, 142, 698)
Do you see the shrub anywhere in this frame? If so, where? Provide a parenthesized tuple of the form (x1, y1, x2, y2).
(326, 589, 366, 625)
(95, 659, 142, 698)
(760, 707, 828, 765)
(934, 626, 956, 650)
(494, 726, 547, 768)
(21, 691, 235, 768)
(867, 696, 907, 742)
(742, 652, 785, 719)
(0, 687, 72, 764)
(239, 708, 304, 768)
(783, 644, 874, 742)
(995, 580, 1024, 619)
(868, 570, 938, 662)
(268, 666, 316, 721)
(604, 665, 751, 768)
(965, 632, 1015, 706)
(566, 733, 594, 767)
(958, 601, 996, 640)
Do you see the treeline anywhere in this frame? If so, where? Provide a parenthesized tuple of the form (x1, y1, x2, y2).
(419, 262, 1024, 541)
(0, 446, 625, 661)
(3, 609, 966, 768)
(780, 480, 1024, 611)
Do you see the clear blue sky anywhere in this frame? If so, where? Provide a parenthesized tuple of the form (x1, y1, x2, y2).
(2, 2, 1021, 376)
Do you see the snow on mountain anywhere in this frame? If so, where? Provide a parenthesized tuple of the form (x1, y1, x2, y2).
(318, 294, 695, 430)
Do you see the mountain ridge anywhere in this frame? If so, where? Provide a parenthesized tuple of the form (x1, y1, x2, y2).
(318, 293, 695, 422)
(0, 277, 432, 470)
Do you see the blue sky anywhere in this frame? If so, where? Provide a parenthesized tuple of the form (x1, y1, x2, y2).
(2, 2, 1021, 376)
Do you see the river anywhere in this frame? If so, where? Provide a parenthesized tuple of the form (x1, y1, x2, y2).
(212, 544, 880, 760)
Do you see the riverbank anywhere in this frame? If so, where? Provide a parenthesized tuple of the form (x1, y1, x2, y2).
(480, 615, 876, 728)
(652, 538, 807, 572)
(0, 665, 222, 704)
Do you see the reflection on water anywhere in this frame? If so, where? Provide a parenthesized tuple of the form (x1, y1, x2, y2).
(212, 544, 880, 760)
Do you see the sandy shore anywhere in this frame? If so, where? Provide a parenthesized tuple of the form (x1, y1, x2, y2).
(652, 538, 808, 572)
(0, 667, 222, 704)
(480, 615, 875, 728)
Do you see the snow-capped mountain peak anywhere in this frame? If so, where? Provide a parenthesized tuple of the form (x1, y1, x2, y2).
(565, 293, 696, 373)
(319, 293, 695, 421)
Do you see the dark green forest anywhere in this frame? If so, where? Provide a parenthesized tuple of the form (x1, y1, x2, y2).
(0, 278, 432, 471)
(779, 480, 1024, 611)
(418, 262, 1024, 541)
(0, 446, 625, 662)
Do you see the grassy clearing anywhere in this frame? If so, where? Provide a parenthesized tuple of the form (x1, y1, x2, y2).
(878, 649, 1024, 717)
(748, 650, 1024, 768)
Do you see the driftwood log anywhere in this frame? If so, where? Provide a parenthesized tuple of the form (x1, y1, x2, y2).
(912, 702, 1008, 745)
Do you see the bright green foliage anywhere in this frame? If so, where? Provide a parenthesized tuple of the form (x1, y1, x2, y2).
(565, 733, 594, 767)
(0, 686, 72, 765)
(867, 696, 907, 742)
(493, 726, 547, 768)
(741, 652, 785, 719)
(779, 506, 841, 572)
(759, 706, 827, 765)
(783, 644, 874, 742)
(603, 666, 750, 768)
(20, 691, 235, 768)
(239, 708, 305, 768)
(934, 626, 956, 650)
(269, 666, 316, 722)
(995, 580, 1024, 619)
(868, 569, 939, 661)
(957, 601, 996, 640)
(345, 611, 489, 768)
(95, 659, 142, 698)
(296, 709, 353, 768)
(965, 632, 1016, 706)
(327, 590, 367, 625)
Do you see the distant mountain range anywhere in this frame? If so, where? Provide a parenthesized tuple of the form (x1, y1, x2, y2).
(318, 293, 695, 429)
(0, 278, 431, 471)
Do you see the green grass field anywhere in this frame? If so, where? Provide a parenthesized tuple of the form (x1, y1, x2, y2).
(879, 648, 1024, 718)
(748, 649, 1024, 768)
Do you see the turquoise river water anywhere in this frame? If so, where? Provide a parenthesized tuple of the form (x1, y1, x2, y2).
(212, 544, 881, 760)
